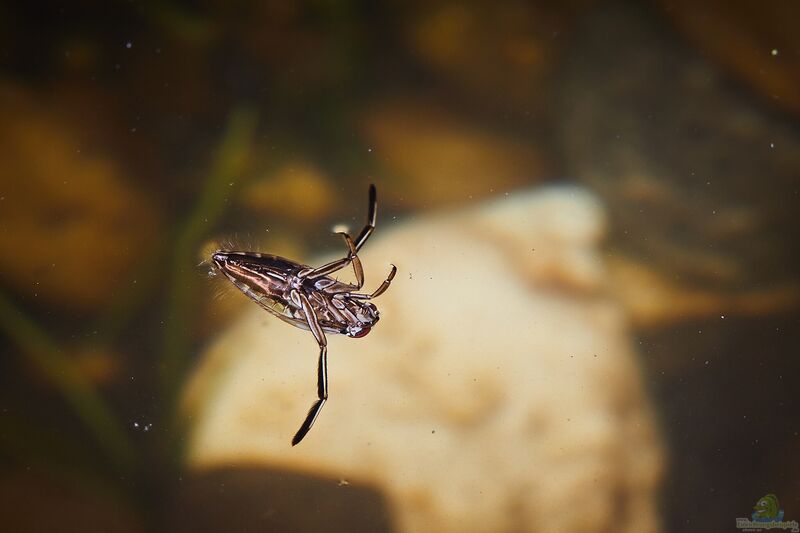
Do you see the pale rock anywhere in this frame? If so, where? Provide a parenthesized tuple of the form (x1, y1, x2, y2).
(183, 185, 664, 533)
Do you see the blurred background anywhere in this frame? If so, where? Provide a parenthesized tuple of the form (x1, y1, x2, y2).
(0, 0, 798, 531)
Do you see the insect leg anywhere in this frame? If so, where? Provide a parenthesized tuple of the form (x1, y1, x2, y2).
(302, 232, 364, 288)
(302, 183, 376, 280)
(353, 184, 376, 252)
(368, 263, 396, 298)
(340, 264, 397, 300)
(291, 291, 329, 446)
(339, 232, 364, 288)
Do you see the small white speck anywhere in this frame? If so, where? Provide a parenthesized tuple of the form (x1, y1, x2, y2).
(771, 48, 778, 56)
(721, 315, 725, 319)
(126, 41, 133, 49)
(704, 360, 709, 365)
(769, 142, 775, 148)
(130, 127, 137, 133)
(367, 147, 372, 152)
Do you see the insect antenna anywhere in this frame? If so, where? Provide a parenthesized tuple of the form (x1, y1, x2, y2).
(213, 233, 259, 253)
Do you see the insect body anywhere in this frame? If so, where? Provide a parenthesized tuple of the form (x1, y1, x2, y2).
(211, 185, 396, 445)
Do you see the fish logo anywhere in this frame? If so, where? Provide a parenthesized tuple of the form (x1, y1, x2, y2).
(737, 493, 798, 531)
(752, 494, 784, 522)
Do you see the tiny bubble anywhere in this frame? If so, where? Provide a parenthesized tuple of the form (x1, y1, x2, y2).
(771, 48, 778, 56)
(769, 142, 775, 148)
(130, 127, 137, 133)
(126, 41, 132, 49)
(720, 315, 725, 319)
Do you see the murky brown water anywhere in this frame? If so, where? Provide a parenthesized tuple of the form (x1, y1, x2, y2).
(0, 2, 798, 532)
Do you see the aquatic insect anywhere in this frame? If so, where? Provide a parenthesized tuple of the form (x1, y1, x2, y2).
(211, 185, 396, 445)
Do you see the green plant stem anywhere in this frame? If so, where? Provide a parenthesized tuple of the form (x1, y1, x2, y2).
(160, 107, 258, 416)
(0, 290, 135, 473)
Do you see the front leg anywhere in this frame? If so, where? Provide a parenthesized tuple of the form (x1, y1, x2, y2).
(338, 264, 397, 300)
(291, 290, 329, 446)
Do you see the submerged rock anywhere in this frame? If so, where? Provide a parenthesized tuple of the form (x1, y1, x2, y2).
(183, 186, 663, 533)
(556, 3, 800, 326)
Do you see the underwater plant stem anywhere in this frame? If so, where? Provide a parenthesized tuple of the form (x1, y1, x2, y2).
(160, 107, 258, 419)
(0, 290, 136, 473)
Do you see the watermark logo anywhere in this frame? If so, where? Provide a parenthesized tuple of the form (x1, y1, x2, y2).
(736, 493, 798, 532)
